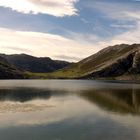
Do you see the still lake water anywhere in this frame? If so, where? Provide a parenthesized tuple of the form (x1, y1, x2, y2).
(0, 80, 140, 140)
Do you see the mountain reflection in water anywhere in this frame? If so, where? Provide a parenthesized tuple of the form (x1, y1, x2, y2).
(0, 80, 140, 140)
(80, 87, 140, 115)
(0, 83, 140, 115)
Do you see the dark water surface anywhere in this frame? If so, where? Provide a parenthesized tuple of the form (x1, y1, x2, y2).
(0, 80, 140, 140)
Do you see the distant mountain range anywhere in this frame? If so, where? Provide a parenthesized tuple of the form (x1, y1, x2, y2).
(0, 44, 140, 80)
(0, 54, 71, 73)
(0, 54, 72, 79)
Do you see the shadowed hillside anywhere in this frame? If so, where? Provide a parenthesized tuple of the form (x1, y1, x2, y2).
(1, 44, 140, 80)
(0, 54, 71, 73)
(0, 56, 25, 79)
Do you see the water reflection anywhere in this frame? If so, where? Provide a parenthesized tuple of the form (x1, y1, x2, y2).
(80, 87, 140, 115)
(0, 88, 71, 113)
(0, 84, 140, 115)
(0, 88, 69, 102)
(0, 80, 139, 140)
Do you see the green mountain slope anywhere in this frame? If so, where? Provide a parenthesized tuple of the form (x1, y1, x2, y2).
(0, 56, 25, 79)
(1, 44, 140, 80)
(45, 44, 140, 79)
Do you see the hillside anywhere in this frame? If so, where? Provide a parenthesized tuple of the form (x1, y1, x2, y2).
(1, 44, 140, 80)
(0, 56, 25, 79)
(44, 44, 140, 80)
(0, 54, 71, 73)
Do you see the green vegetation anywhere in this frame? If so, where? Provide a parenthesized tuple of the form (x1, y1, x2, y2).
(1, 43, 140, 80)
(26, 44, 140, 79)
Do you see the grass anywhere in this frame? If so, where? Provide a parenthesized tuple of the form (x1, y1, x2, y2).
(25, 44, 140, 79)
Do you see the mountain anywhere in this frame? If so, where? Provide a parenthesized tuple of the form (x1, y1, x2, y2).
(46, 44, 140, 80)
(0, 56, 24, 79)
(1, 44, 140, 80)
(0, 54, 71, 73)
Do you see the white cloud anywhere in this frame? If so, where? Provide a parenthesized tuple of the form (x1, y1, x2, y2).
(0, 27, 101, 62)
(84, 1, 140, 47)
(0, 0, 79, 17)
(0, 21, 140, 62)
(98, 21, 140, 47)
(0, 2, 140, 62)
(110, 24, 135, 29)
(86, 1, 140, 22)
(108, 11, 140, 45)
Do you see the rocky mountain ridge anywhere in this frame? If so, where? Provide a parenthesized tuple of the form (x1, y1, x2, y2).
(1, 44, 140, 80)
(47, 44, 140, 80)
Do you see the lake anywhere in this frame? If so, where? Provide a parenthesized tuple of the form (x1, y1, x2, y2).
(0, 80, 140, 140)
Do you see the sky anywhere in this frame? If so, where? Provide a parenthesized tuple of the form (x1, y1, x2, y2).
(0, 0, 140, 62)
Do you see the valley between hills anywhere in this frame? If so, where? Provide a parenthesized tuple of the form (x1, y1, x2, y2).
(1, 44, 140, 80)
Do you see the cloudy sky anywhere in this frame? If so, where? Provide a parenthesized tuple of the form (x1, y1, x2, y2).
(0, 0, 140, 61)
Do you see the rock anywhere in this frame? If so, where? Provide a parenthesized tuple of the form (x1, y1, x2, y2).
(132, 50, 140, 73)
